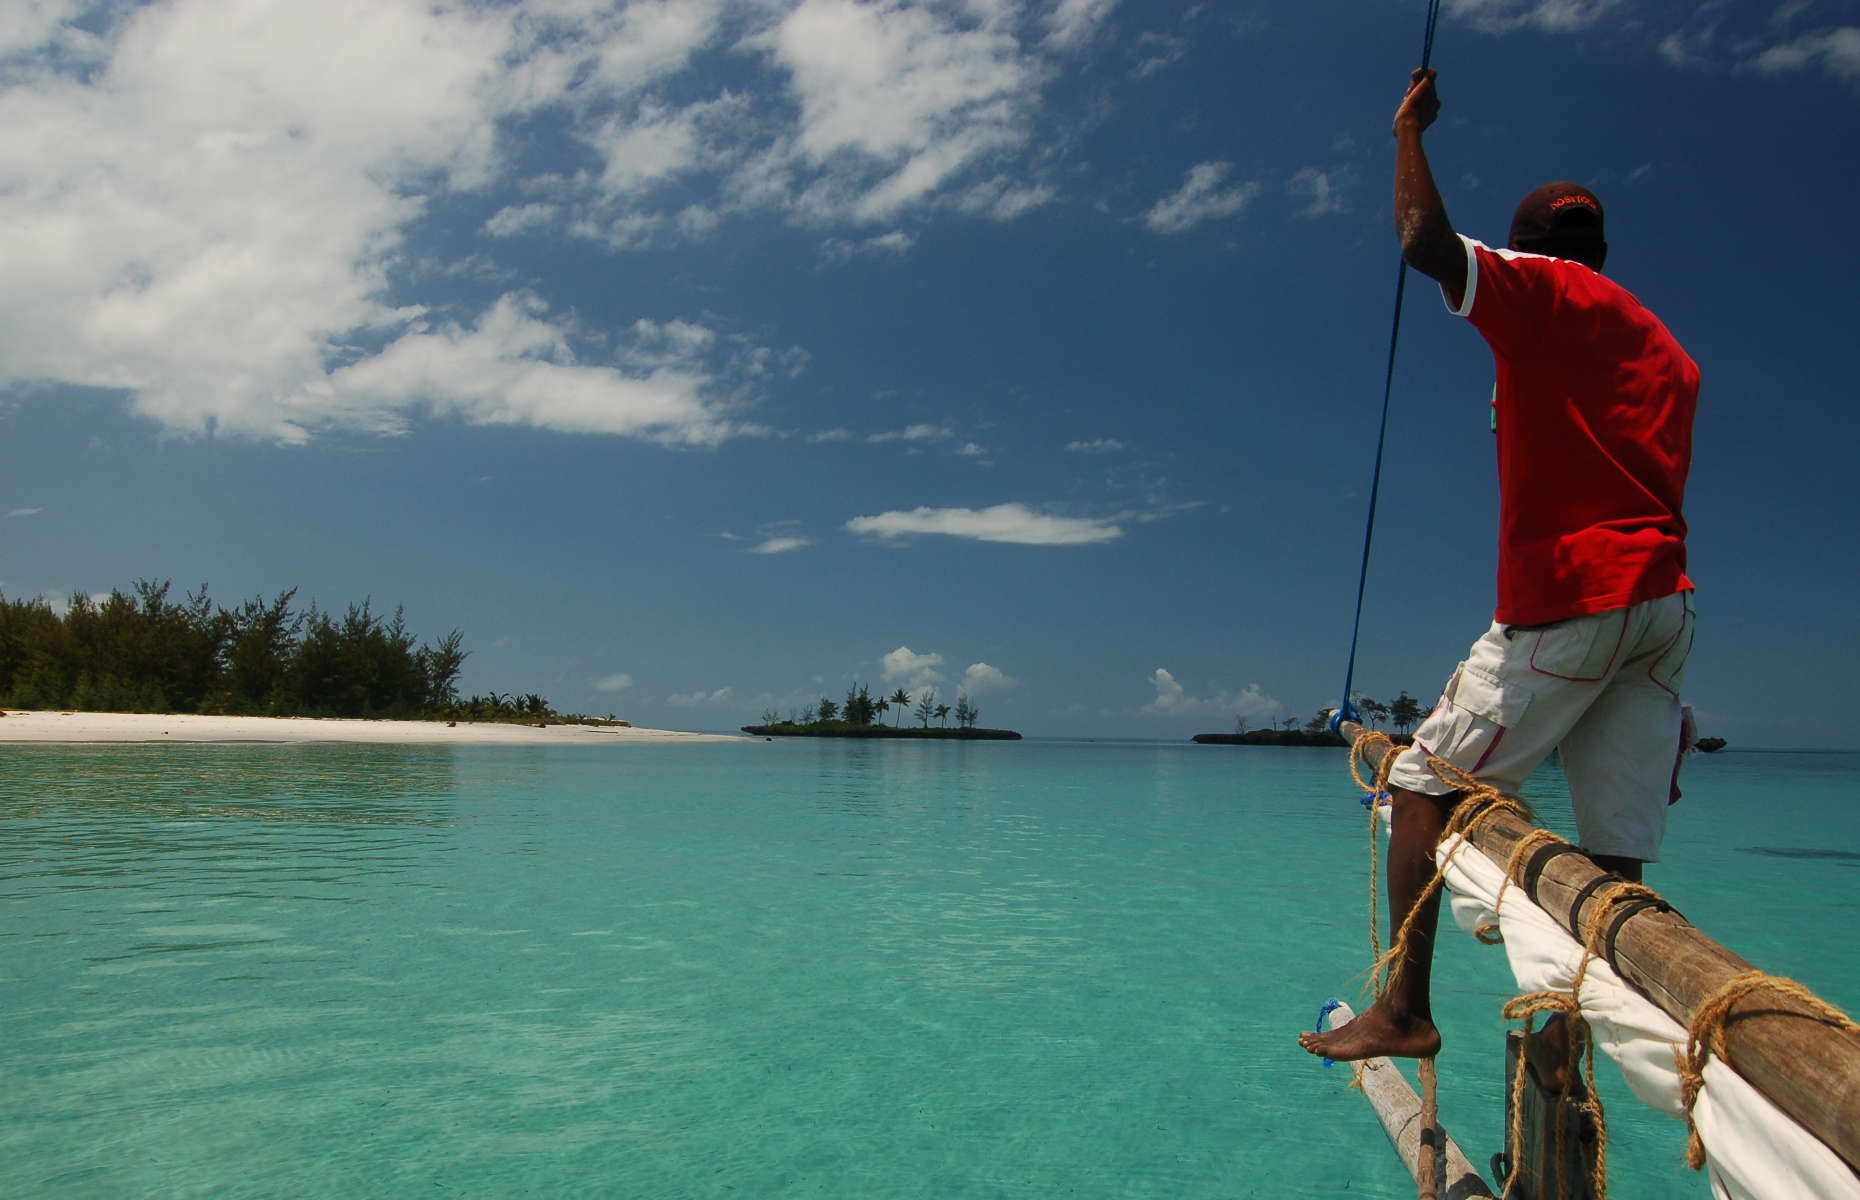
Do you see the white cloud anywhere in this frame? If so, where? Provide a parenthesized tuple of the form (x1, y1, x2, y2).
(667, 685, 735, 708)
(820, 231, 917, 262)
(5, 507, 44, 519)
(958, 441, 988, 456)
(808, 427, 857, 442)
(594, 672, 635, 693)
(1045, 0, 1119, 51)
(867, 423, 954, 443)
(1750, 27, 1860, 80)
(1140, 668, 1282, 721)
(881, 645, 945, 690)
(482, 203, 560, 237)
(1129, 31, 1186, 78)
(759, 0, 1040, 221)
(1442, 0, 1629, 34)
(954, 176, 1055, 220)
(0, 0, 795, 445)
(1288, 167, 1346, 217)
(1143, 162, 1261, 233)
(749, 536, 811, 554)
(845, 502, 1123, 545)
(0, 1, 85, 59)
(1064, 437, 1127, 454)
(323, 293, 750, 445)
(961, 661, 1017, 694)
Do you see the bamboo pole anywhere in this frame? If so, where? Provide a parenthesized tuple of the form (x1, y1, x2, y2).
(1321, 1001, 1496, 1199)
(1342, 721, 1860, 1180)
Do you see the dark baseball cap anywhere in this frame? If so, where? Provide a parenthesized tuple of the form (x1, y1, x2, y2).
(1509, 182, 1607, 267)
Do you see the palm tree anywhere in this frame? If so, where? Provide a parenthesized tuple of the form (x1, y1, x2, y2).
(935, 703, 951, 728)
(875, 698, 889, 725)
(889, 688, 911, 728)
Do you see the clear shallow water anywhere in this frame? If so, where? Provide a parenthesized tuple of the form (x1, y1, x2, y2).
(2, 739, 1855, 1198)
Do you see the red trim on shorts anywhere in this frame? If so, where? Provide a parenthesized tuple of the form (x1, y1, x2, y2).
(1472, 726, 1505, 774)
(1644, 600, 1693, 699)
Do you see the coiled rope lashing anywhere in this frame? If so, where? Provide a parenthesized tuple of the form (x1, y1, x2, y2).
(1334, 0, 1446, 733)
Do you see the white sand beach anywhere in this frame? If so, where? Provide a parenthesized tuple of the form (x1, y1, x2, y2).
(0, 710, 747, 745)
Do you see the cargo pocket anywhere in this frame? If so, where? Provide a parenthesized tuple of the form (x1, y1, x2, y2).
(1421, 663, 1531, 775)
(1525, 609, 1626, 681)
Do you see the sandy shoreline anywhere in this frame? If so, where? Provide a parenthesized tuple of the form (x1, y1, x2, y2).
(0, 710, 748, 745)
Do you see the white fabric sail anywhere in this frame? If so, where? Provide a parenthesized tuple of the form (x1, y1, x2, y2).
(1427, 820, 1860, 1200)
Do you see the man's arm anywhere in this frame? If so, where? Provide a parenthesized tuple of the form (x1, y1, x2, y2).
(1392, 68, 1467, 303)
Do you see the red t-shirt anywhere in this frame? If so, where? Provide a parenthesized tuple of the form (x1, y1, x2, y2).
(1447, 236, 1698, 626)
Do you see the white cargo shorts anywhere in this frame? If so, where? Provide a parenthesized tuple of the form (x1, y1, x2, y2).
(1385, 590, 1695, 862)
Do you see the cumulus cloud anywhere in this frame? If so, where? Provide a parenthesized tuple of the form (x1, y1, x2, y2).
(0, 0, 796, 445)
(845, 502, 1123, 545)
(756, 0, 1041, 221)
(881, 646, 945, 690)
(322, 294, 753, 445)
(749, 535, 811, 554)
(1140, 668, 1282, 722)
(667, 685, 735, 708)
(0, 0, 1088, 445)
(1143, 162, 1261, 233)
(961, 661, 1017, 694)
(594, 672, 636, 693)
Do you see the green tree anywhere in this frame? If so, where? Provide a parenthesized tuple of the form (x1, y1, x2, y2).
(1390, 691, 1424, 735)
(816, 696, 839, 724)
(843, 683, 877, 726)
(1358, 696, 1391, 731)
(954, 692, 978, 729)
(889, 688, 911, 728)
(915, 689, 936, 727)
(935, 702, 951, 728)
(220, 589, 302, 713)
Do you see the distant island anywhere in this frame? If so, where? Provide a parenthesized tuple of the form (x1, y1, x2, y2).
(743, 723, 1019, 740)
(1696, 737, 1727, 753)
(1194, 729, 1351, 747)
(748, 682, 1016, 739)
(1196, 695, 1429, 749)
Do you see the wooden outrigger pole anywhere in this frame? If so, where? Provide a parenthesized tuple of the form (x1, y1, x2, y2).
(1318, 1001, 1496, 1199)
(1339, 720, 1860, 1183)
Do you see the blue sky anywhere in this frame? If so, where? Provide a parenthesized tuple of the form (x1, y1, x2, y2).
(2, 0, 1857, 744)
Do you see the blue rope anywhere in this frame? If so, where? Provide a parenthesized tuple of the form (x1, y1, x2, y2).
(1314, 997, 1346, 1068)
(1334, 0, 1445, 738)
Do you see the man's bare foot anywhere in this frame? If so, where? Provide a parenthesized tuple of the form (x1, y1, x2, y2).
(1298, 1000, 1442, 1061)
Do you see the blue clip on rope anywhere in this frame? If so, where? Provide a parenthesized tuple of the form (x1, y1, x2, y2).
(1314, 997, 1345, 1068)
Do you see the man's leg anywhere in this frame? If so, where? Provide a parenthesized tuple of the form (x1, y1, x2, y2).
(1298, 785, 1459, 1061)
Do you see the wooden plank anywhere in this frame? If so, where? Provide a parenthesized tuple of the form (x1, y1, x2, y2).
(1342, 722, 1860, 1180)
(1322, 1001, 1497, 1199)
(1501, 1029, 1598, 1200)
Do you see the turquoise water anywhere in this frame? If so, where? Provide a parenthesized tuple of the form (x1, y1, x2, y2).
(2, 739, 1855, 1198)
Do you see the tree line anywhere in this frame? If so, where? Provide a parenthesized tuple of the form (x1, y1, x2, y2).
(0, 579, 480, 719)
(761, 682, 980, 730)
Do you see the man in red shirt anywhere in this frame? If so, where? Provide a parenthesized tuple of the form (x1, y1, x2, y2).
(1300, 68, 1698, 1064)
